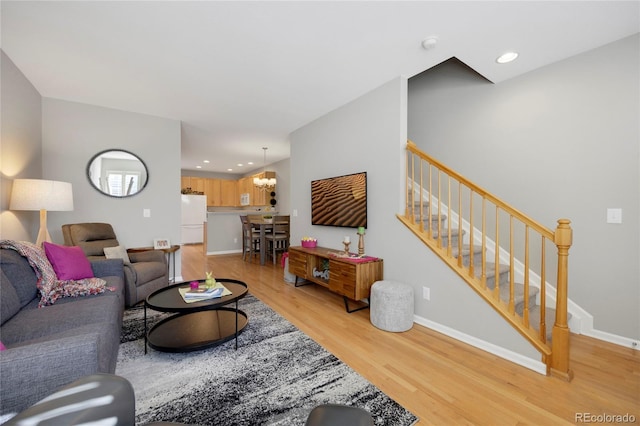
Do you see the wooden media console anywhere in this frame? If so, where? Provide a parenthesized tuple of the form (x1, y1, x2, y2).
(288, 245, 384, 313)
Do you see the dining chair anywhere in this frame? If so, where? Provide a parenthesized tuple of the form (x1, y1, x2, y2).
(274, 215, 290, 233)
(265, 215, 290, 264)
(240, 215, 261, 262)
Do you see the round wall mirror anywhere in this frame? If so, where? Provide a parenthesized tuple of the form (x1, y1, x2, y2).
(87, 149, 149, 197)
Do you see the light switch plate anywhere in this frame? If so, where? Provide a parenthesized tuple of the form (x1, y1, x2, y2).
(143, 208, 151, 218)
(606, 208, 622, 224)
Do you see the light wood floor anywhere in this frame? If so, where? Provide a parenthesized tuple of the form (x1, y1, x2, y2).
(180, 244, 639, 425)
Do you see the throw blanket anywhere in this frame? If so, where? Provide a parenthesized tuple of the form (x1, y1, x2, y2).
(0, 240, 112, 307)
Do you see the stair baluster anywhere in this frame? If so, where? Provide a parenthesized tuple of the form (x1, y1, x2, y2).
(398, 140, 573, 380)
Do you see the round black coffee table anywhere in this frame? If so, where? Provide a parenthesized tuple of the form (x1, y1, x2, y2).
(144, 278, 248, 353)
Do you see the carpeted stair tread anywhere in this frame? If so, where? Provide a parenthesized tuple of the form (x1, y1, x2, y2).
(452, 244, 484, 266)
(427, 227, 464, 239)
(418, 214, 447, 226)
(498, 282, 539, 315)
(529, 306, 557, 341)
(529, 306, 572, 342)
(474, 262, 510, 288)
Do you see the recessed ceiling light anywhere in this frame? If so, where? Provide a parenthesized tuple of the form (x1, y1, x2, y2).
(496, 52, 518, 64)
(227, 168, 233, 172)
(248, 162, 254, 165)
(203, 160, 210, 163)
(237, 163, 243, 167)
(196, 165, 202, 169)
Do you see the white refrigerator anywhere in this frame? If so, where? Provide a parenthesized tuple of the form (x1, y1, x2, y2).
(181, 194, 207, 244)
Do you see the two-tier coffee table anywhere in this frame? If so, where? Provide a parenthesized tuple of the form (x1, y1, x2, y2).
(144, 278, 248, 353)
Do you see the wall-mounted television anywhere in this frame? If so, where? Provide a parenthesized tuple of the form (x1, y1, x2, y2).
(311, 172, 367, 228)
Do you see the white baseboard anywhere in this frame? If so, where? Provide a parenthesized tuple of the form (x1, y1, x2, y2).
(413, 314, 548, 375)
(562, 308, 639, 350)
(206, 249, 243, 256)
(580, 328, 640, 350)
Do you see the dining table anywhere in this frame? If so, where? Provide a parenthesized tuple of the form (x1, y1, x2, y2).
(249, 218, 289, 265)
(249, 219, 272, 266)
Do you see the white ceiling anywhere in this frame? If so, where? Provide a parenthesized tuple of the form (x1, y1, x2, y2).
(2, 1, 638, 173)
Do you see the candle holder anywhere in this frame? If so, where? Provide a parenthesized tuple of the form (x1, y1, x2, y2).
(343, 241, 351, 255)
(357, 231, 365, 256)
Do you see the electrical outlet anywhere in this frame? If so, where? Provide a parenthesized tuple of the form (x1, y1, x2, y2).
(233, 238, 238, 244)
(423, 286, 430, 300)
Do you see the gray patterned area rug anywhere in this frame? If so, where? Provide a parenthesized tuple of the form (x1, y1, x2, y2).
(116, 294, 419, 426)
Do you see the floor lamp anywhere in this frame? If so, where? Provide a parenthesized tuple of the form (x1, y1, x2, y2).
(9, 179, 74, 247)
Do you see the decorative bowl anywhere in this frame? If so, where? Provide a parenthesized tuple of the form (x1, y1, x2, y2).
(301, 240, 317, 248)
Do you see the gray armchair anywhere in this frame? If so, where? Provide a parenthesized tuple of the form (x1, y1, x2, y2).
(62, 223, 168, 307)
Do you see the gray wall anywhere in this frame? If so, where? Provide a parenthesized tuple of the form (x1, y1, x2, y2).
(408, 35, 640, 340)
(268, 157, 290, 215)
(41, 98, 183, 277)
(290, 77, 540, 361)
(0, 51, 43, 242)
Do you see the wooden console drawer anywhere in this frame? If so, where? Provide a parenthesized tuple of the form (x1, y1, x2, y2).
(329, 261, 357, 298)
(288, 249, 308, 278)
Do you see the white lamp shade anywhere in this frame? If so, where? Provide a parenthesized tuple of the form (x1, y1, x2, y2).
(10, 179, 74, 211)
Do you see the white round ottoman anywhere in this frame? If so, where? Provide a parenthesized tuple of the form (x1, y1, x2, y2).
(370, 280, 414, 332)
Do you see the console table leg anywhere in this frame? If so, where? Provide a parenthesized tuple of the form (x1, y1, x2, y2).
(294, 276, 313, 287)
(343, 296, 370, 314)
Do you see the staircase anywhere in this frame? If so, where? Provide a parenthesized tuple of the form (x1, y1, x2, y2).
(398, 141, 573, 380)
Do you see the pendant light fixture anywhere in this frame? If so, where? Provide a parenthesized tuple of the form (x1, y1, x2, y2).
(253, 147, 276, 190)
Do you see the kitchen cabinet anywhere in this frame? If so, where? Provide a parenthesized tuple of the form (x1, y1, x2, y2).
(237, 175, 275, 206)
(181, 176, 205, 194)
(180, 177, 191, 191)
(206, 179, 221, 206)
(252, 184, 267, 206)
(181, 174, 274, 207)
(220, 179, 237, 206)
(237, 177, 253, 205)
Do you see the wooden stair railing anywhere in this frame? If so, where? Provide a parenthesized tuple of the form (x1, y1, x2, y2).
(397, 140, 573, 380)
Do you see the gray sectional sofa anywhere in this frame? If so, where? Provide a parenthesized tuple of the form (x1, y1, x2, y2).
(0, 246, 126, 415)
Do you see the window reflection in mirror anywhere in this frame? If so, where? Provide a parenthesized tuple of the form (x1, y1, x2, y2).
(87, 149, 148, 197)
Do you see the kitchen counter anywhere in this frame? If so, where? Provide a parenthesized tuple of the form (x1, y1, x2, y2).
(206, 212, 242, 254)
(205, 211, 277, 254)
(208, 211, 252, 215)
(207, 209, 275, 214)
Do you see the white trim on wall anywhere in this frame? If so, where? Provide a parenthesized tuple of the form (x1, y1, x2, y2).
(413, 314, 549, 375)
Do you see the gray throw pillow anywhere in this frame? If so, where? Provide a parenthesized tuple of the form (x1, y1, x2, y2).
(103, 246, 131, 264)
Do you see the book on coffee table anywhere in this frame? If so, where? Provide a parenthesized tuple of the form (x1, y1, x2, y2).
(184, 286, 224, 299)
(178, 284, 232, 303)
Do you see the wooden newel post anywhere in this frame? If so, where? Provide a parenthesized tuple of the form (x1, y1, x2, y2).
(551, 219, 574, 381)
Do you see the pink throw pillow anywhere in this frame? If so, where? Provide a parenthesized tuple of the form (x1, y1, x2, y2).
(0, 341, 6, 351)
(43, 242, 94, 280)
